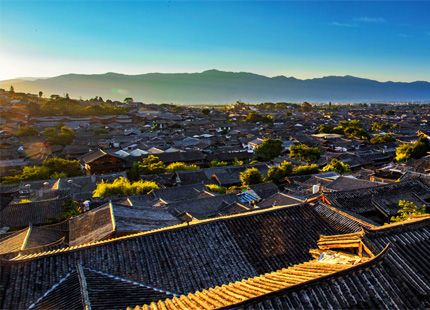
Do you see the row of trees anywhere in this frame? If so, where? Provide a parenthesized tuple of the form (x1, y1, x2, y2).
(129, 156, 200, 180)
(245, 111, 273, 123)
(267, 158, 350, 184)
(370, 134, 396, 144)
(318, 121, 370, 140)
(371, 122, 399, 131)
(253, 138, 322, 164)
(92, 177, 159, 197)
(396, 136, 430, 162)
(2, 157, 83, 184)
(43, 125, 76, 146)
(27, 97, 127, 116)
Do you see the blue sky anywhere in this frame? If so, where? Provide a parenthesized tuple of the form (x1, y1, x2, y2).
(1, 1, 430, 82)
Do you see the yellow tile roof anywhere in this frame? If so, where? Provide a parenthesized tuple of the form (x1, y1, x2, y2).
(127, 256, 365, 310)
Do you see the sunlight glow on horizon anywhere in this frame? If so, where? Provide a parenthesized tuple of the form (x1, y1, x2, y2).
(0, 1, 429, 83)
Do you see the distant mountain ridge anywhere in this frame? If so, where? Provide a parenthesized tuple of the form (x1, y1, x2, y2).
(1, 69, 429, 103)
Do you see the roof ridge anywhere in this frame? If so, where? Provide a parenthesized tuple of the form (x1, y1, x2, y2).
(9, 203, 310, 261)
(131, 246, 390, 310)
(317, 201, 377, 228)
(364, 214, 430, 233)
(76, 264, 91, 310)
(0, 227, 28, 242)
(28, 271, 74, 309)
(324, 178, 425, 196)
(82, 266, 180, 296)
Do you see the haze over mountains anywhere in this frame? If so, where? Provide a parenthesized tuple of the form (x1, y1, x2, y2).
(1, 70, 429, 103)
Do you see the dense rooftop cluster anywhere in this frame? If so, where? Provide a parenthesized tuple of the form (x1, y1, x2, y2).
(1, 91, 430, 309)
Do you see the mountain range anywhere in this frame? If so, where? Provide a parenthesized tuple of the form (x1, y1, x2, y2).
(1, 70, 429, 103)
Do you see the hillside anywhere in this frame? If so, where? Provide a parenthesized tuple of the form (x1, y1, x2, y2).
(1, 70, 430, 103)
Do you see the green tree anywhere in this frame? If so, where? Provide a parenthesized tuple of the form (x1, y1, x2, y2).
(370, 134, 396, 144)
(201, 108, 210, 115)
(9, 86, 14, 93)
(234, 100, 247, 110)
(54, 122, 65, 130)
(226, 185, 248, 193)
(210, 160, 228, 167)
(396, 144, 413, 162)
(293, 164, 320, 176)
(301, 102, 313, 112)
(267, 161, 293, 184)
(16, 126, 39, 137)
(396, 137, 430, 162)
(411, 136, 430, 159)
(371, 122, 391, 131)
(240, 168, 265, 185)
(20, 166, 51, 181)
(165, 162, 199, 173)
(43, 157, 83, 177)
(289, 144, 321, 163)
(43, 127, 56, 137)
(389, 200, 427, 223)
(261, 115, 273, 123)
(339, 120, 363, 129)
(124, 97, 134, 104)
(322, 159, 350, 174)
(46, 200, 84, 224)
(245, 111, 263, 123)
(317, 124, 333, 134)
(343, 127, 370, 140)
(38, 91, 43, 98)
(130, 155, 166, 178)
(232, 158, 244, 166)
(255, 138, 283, 161)
(92, 177, 159, 197)
(46, 126, 76, 146)
(205, 184, 227, 194)
(27, 102, 41, 116)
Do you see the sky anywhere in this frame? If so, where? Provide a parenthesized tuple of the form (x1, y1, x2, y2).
(0, 1, 430, 82)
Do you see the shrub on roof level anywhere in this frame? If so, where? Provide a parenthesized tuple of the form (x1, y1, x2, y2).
(289, 144, 321, 163)
(206, 184, 227, 194)
(255, 138, 283, 161)
(166, 162, 199, 173)
(1, 157, 83, 184)
(268, 161, 293, 184)
(322, 159, 350, 174)
(396, 136, 430, 162)
(388, 200, 427, 224)
(370, 133, 396, 144)
(240, 168, 265, 185)
(15, 126, 39, 137)
(293, 164, 320, 176)
(46, 200, 84, 224)
(210, 160, 228, 167)
(92, 177, 159, 197)
(232, 157, 244, 166)
(129, 155, 167, 180)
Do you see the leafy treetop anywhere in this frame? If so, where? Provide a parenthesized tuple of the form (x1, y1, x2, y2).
(389, 200, 427, 224)
(254, 138, 283, 161)
(240, 167, 265, 185)
(289, 144, 321, 163)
